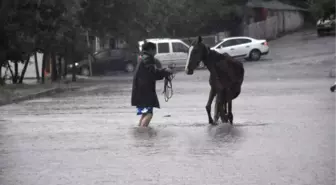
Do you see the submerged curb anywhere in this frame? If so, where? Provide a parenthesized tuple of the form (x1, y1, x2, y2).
(0, 86, 80, 106)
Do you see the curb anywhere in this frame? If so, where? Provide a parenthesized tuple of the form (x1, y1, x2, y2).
(0, 86, 80, 106)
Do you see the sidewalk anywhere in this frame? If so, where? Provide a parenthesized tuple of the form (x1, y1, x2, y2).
(0, 81, 84, 106)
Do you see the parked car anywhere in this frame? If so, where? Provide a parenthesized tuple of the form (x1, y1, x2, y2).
(210, 36, 269, 61)
(68, 49, 138, 76)
(138, 38, 205, 69)
(316, 14, 335, 36)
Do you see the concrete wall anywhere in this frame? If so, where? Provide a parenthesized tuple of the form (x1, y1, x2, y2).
(1, 53, 44, 82)
(244, 10, 304, 40)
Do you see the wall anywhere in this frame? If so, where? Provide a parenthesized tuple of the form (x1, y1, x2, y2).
(1, 53, 44, 81)
(244, 10, 304, 40)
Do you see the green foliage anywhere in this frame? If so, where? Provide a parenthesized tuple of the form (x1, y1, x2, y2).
(308, 0, 335, 19)
(0, 0, 90, 83)
(279, 0, 335, 19)
(0, 0, 276, 60)
(77, 0, 248, 40)
(135, 0, 247, 37)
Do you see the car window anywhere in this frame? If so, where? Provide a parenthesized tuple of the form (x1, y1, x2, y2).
(172, 42, 189, 53)
(213, 39, 224, 47)
(158, 43, 170, 53)
(220, 39, 239, 47)
(95, 51, 109, 60)
(236, 39, 252, 45)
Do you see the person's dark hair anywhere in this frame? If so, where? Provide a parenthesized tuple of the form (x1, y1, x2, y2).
(142, 42, 156, 51)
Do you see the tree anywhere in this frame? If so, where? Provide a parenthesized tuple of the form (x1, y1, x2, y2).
(308, 0, 335, 19)
(279, 0, 335, 19)
(78, 0, 248, 43)
(0, 0, 88, 84)
(0, 0, 255, 85)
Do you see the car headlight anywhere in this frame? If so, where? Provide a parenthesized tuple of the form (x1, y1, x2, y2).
(68, 63, 79, 68)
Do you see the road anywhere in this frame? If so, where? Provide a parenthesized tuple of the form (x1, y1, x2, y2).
(0, 30, 335, 185)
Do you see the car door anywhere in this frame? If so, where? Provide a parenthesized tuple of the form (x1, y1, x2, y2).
(93, 50, 110, 74)
(235, 38, 253, 57)
(216, 39, 240, 56)
(156, 42, 171, 68)
(171, 41, 189, 67)
(108, 50, 125, 70)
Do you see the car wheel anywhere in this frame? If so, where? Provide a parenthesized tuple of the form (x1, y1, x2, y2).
(125, 62, 135, 73)
(249, 49, 261, 61)
(80, 66, 90, 76)
(317, 30, 325, 37)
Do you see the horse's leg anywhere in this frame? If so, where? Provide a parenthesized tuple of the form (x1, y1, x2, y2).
(214, 95, 220, 123)
(223, 101, 228, 122)
(221, 98, 228, 123)
(206, 87, 216, 125)
(228, 100, 233, 124)
(216, 90, 226, 123)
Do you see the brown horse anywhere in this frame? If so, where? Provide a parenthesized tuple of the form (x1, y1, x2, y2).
(185, 36, 245, 125)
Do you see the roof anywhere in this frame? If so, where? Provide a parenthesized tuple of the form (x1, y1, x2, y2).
(139, 38, 183, 43)
(246, 0, 307, 11)
(222, 36, 256, 40)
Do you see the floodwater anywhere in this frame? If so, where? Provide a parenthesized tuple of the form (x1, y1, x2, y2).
(0, 30, 335, 185)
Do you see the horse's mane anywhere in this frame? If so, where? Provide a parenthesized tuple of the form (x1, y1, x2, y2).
(206, 48, 244, 74)
(206, 49, 231, 63)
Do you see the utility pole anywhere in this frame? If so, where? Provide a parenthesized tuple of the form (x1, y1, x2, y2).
(86, 30, 92, 76)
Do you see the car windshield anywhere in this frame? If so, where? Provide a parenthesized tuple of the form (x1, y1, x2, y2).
(212, 39, 225, 47)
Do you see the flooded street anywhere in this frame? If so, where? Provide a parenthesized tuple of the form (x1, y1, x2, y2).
(0, 30, 335, 185)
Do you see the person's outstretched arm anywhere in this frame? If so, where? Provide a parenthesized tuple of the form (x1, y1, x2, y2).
(142, 55, 171, 80)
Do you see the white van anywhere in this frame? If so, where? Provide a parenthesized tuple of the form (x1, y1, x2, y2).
(138, 38, 190, 68)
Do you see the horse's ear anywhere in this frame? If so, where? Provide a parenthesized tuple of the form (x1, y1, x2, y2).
(197, 36, 202, 43)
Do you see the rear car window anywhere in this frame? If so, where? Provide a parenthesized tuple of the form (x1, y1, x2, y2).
(172, 42, 189, 53)
(158, 43, 170, 53)
(95, 51, 109, 59)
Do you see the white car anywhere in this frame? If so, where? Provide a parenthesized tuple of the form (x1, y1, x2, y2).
(138, 38, 190, 68)
(211, 36, 269, 61)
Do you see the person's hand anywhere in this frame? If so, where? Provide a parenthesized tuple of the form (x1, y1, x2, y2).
(165, 68, 173, 74)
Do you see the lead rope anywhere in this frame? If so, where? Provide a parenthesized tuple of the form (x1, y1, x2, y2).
(162, 64, 176, 102)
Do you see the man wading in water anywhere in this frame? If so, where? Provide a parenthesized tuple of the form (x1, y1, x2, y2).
(131, 42, 173, 127)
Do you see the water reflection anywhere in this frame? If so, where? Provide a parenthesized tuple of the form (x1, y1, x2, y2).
(131, 126, 158, 140)
(206, 123, 243, 142)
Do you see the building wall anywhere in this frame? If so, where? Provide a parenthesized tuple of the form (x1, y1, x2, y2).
(244, 9, 304, 40)
(283, 10, 304, 32)
(1, 53, 44, 80)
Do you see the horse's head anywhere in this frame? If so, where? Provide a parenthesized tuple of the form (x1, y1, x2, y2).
(185, 36, 208, 75)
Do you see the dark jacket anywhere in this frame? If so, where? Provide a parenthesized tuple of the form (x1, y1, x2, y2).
(131, 52, 170, 108)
